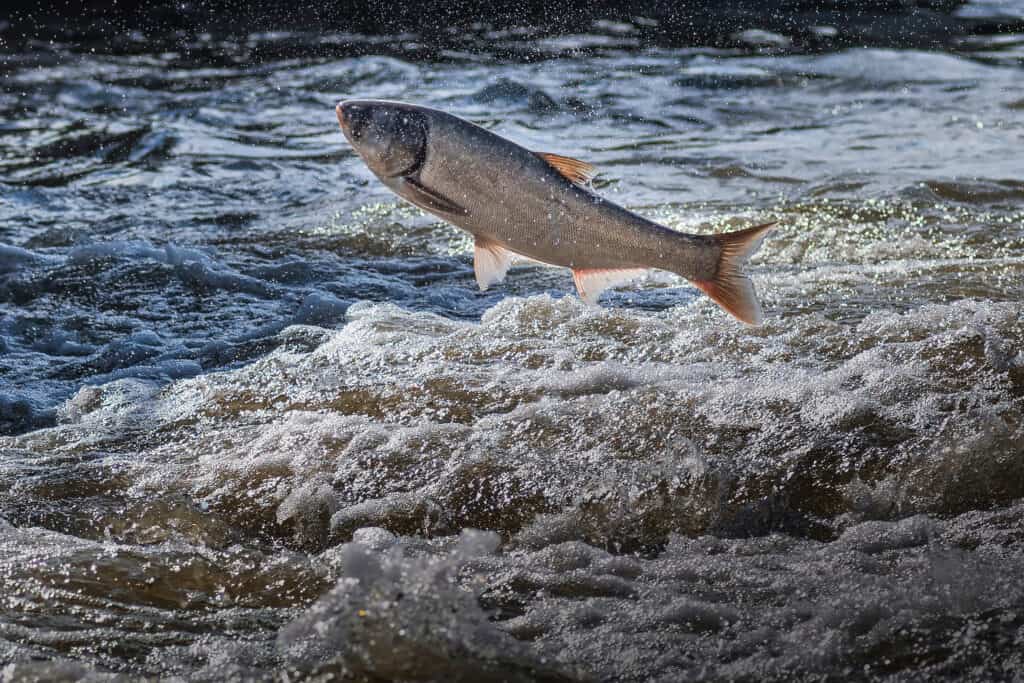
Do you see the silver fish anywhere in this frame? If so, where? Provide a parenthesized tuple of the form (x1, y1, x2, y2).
(336, 99, 775, 324)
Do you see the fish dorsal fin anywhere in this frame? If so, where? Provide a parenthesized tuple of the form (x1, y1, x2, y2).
(474, 237, 517, 291)
(535, 152, 597, 185)
(571, 268, 647, 304)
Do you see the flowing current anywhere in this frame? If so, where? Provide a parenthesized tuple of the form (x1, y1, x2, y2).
(2, 11, 1024, 682)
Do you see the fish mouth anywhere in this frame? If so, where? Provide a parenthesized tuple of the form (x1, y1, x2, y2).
(335, 101, 348, 131)
(336, 101, 359, 148)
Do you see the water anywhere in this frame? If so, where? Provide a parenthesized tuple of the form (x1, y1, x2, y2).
(2, 9, 1024, 681)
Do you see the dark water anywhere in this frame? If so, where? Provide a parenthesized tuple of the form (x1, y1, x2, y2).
(2, 8, 1024, 681)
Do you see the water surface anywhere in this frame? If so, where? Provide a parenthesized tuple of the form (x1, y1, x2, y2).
(1, 13, 1023, 681)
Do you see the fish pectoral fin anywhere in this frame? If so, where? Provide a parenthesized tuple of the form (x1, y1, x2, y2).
(474, 237, 517, 291)
(402, 177, 468, 216)
(534, 152, 598, 185)
(572, 268, 647, 304)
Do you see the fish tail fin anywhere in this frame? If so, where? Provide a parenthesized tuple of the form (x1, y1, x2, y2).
(689, 222, 775, 325)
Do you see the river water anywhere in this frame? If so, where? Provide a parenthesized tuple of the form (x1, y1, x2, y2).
(1, 9, 1024, 681)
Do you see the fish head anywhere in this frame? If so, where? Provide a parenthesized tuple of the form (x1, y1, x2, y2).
(336, 100, 428, 179)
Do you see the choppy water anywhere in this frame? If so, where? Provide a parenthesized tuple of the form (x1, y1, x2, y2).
(2, 10, 1024, 681)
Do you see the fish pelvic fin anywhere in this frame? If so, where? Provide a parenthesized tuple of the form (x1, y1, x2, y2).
(690, 222, 776, 325)
(535, 152, 597, 185)
(572, 268, 647, 304)
(474, 237, 516, 290)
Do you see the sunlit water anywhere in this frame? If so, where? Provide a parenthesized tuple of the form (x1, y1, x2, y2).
(2, 13, 1024, 681)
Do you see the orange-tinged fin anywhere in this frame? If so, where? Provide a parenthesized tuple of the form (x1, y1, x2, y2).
(535, 152, 597, 185)
(691, 222, 776, 325)
(572, 268, 647, 304)
(474, 237, 516, 290)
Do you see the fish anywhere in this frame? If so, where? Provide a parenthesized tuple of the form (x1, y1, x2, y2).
(335, 99, 775, 324)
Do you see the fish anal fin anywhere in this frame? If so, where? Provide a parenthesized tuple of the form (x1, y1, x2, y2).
(572, 268, 647, 304)
(690, 221, 776, 325)
(402, 177, 468, 216)
(474, 237, 517, 291)
(535, 152, 597, 185)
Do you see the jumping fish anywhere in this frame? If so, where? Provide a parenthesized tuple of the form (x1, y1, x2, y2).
(336, 99, 775, 324)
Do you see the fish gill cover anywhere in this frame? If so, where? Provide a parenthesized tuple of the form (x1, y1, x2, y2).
(1, 1, 1024, 680)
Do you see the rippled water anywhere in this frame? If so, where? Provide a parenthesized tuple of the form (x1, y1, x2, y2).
(2, 11, 1024, 681)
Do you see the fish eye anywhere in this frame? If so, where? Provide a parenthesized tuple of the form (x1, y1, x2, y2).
(348, 116, 368, 140)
